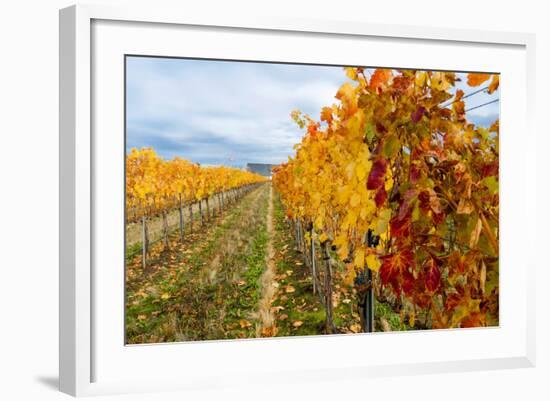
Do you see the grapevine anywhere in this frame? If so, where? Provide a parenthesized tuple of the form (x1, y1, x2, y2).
(273, 68, 499, 329)
(126, 147, 267, 223)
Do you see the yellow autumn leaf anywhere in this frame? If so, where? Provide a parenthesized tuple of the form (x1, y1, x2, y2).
(355, 161, 367, 181)
(409, 310, 416, 328)
(374, 209, 392, 235)
(337, 241, 349, 260)
(343, 263, 357, 286)
(354, 247, 366, 269)
(314, 214, 324, 229)
(344, 67, 358, 80)
(431, 72, 452, 91)
(366, 254, 381, 272)
(415, 71, 428, 87)
(467, 73, 491, 87)
(488, 74, 500, 94)
(335, 82, 355, 102)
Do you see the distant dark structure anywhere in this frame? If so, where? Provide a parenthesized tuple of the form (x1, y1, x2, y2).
(246, 163, 275, 177)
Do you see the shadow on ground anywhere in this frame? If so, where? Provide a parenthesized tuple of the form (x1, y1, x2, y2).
(35, 376, 58, 391)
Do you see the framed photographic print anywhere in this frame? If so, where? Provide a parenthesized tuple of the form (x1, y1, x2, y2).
(59, 4, 536, 396)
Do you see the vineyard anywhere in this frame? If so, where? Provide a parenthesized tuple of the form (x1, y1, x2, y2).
(125, 67, 499, 343)
(125, 148, 267, 267)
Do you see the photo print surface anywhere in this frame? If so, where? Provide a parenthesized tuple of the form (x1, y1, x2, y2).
(125, 56, 499, 344)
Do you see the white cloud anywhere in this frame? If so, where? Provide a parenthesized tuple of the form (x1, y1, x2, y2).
(126, 59, 500, 166)
(126, 57, 346, 165)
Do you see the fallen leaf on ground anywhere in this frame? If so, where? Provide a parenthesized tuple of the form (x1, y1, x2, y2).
(278, 314, 288, 320)
(239, 319, 252, 328)
(349, 324, 362, 333)
(161, 293, 170, 300)
(137, 315, 147, 320)
(261, 326, 278, 337)
(293, 320, 303, 328)
(285, 285, 296, 293)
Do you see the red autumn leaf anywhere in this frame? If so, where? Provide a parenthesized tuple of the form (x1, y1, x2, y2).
(461, 312, 485, 328)
(376, 122, 388, 134)
(390, 214, 411, 238)
(398, 189, 417, 220)
(380, 248, 415, 293)
(307, 122, 320, 136)
(369, 68, 392, 91)
(481, 161, 499, 178)
(418, 191, 430, 212)
(374, 186, 387, 207)
(454, 89, 465, 102)
(445, 292, 462, 312)
(401, 269, 416, 295)
(439, 108, 452, 118)
(424, 258, 441, 292)
(367, 158, 387, 190)
(410, 163, 420, 183)
(392, 75, 413, 94)
(432, 212, 445, 225)
(411, 106, 426, 123)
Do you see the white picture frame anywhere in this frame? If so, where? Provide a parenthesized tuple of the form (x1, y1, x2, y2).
(59, 3, 536, 397)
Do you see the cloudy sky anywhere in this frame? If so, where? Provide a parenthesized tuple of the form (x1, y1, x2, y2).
(126, 56, 499, 167)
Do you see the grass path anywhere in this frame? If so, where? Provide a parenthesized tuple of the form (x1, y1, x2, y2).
(126, 183, 270, 343)
(256, 185, 277, 337)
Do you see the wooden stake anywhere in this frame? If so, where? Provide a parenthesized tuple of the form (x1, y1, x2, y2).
(364, 269, 374, 332)
(311, 230, 316, 294)
(179, 194, 184, 242)
(162, 210, 170, 250)
(321, 241, 335, 334)
(141, 216, 147, 269)
(188, 203, 193, 234)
